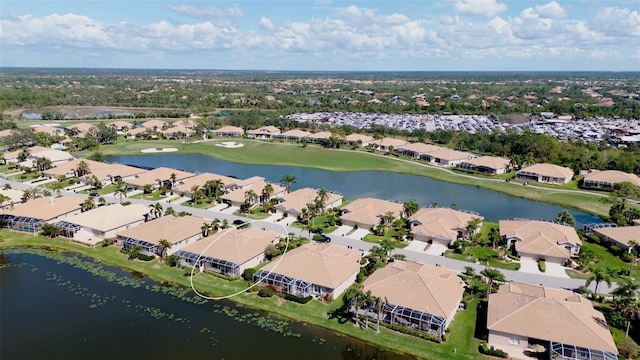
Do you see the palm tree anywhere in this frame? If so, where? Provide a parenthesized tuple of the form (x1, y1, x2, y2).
(343, 283, 365, 326)
(17, 148, 30, 162)
(280, 174, 297, 193)
(262, 183, 274, 203)
(466, 218, 482, 241)
(402, 199, 419, 218)
(481, 267, 506, 298)
(81, 197, 96, 212)
(221, 219, 229, 229)
(76, 160, 90, 177)
(382, 211, 395, 226)
(201, 222, 211, 237)
(629, 240, 639, 276)
(20, 189, 33, 203)
(158, 239, 172, 258)
(51, 182, 64, 197)
(190, 185, 201, 204)
(586, 268, 613, 295)
(115, 182, 127, 203)
(128, 245, 143, 260)
(169, 173, 177, 187)
(316, 188, 329, 207)
(210, 218, 221, 233)
(149, 202, 164, 219)
(244, 189, 258, 207)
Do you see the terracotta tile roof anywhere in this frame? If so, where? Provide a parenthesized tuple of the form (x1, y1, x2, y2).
(181, 227, 280, 265)
(460, 156, 510, 170)
(126, 167, 195, 187)
(116, 215, 204, 245)
(62, 203, 149, 231)
(172, 172, 240, 193)
(488, 282, 617, 354)
(518, 163, 574, 180)
(362, 261, 464, 319)
(0, 196, 81, 221)
(260, 243, 362, 289)
(341, 198, 403, 227)
(584, 170, 640, 187)
(410, 207, 484, 241)
(594, 226, 640, 248)
(43, 159, 106, 178)
(275, 187, 343, 216)
(499, 220, 581, 258)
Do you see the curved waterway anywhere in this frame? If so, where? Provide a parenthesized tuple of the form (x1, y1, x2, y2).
(108, 154, 601, 227)
(0, 250, 409, 359)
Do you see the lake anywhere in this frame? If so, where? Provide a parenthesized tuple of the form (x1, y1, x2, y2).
(108, 153, 602, 227)
(0, 250, 410, 360)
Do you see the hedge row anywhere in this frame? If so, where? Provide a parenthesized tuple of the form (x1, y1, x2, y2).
(479, 343, 508, 358)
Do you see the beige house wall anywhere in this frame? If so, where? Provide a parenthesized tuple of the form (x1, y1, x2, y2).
(330, 269, 359, 299)
(488, 330, 529, 360)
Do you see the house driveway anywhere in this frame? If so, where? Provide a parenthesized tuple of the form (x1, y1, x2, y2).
(425, 243, 448, 256)
(519, 257, 540, 274)
(404, 240, 428, 252)
(347, 228, 371, 240)
(518, 258, 569, 279)
(545, 262, 570, 278)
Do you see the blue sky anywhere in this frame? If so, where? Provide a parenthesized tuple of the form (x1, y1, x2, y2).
(1, 0, 639, 71)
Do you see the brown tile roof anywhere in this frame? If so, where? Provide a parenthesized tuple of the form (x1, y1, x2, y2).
(396, 142, 440, 154)
(341, 198, 403, 227)
(499, 220, 581, 258)
(345, 134, 374, 143)
(181, 227, 280, 265)
(306, 131, 332, 140)
(3, 146, 49, 161)
(87, 163, 147, 181)
(62, 203, 149, 231)
(220, 180, 285, 204)
(29, 149, 75, 163)
(427, 147, 473, 161)
(171, 119, 198, 128)
(107, 121, 133, 129)
(172, 172, 240, 193)
(116, 215, 204, 245)
(162, 126, 194, 136)
(247, 126, 281, 135)
(410, 208, 484, 242)
(584, 170, 640, 187)
(0, 196, 82, 221)
(260, 243, 362, 289)
(126, 167, 195, 187)
(67, 123, 98, 133)
(362, 261, 464, 319)
(214, 126, 244, 134)
(372, 137, 409, 148)
(279, 129, 312, 138)
(518, 163, 574, 180)
(488, 282, 617, 354)
(460, 156, 510, 170)
(32, 125, 64, 136)
(141, 120, 168, 129)
(275, 188, 343, 215)
(594, 226, 640, 248)
(43, 159, 106, 178)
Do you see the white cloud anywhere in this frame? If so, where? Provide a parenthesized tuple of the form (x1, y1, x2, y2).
(258, 17, 275, 32)
(167, 4, 243, 19)
(591, 7, 640, 36)
(520, 1, 566, 19)
(454, 0, 507, 17)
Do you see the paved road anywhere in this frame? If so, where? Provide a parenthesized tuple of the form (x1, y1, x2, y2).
(0, 176, 616, 294)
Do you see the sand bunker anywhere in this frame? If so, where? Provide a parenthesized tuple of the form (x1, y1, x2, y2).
(140, 147, 179, 153)
(215, 141, 244, 148)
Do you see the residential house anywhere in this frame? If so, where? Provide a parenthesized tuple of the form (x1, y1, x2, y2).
(457, 156, 511, 175)
(2, 146, 49, 163)
(246, 126, 281, 140)
(171, 119, 198, 129)
(340, 198, 403, 231)
(516, 163, 574, 185)
(394, 142, 440, 159)
(487, 282, 617, 360)
(141, 119, 168, 131)
(220, 176, 285, 207)
(593, 225, 640, 253)
(42, 159, 106, 179)
(117, 215, 204, 256)
(176, 227, 281, 276)
(370, 137, 408, 152)
(583, 170, 640, 189)
(499, 220, 581, 264)
(125, 167, 195, 191)
(67, 123, 98, 138)
(277, 129, 312, 142)
(422, 148, 474, 167)
(359, 261, 465, 337)
(0, 196, 82, 233)
(125, 127, 156, 139)
(305, 131, 332, 144)
(345, 134, 374, 147)
(32, 125, 65, 137)
(20, 149, 74, 168)
(0, 188, 26, 209)
(408, 207, 484, 247)
(254, 243, 362, 299)
(275, 187, 343, 218)
(82, 162, 147, 187)
(172, 172, 239, 198)
(56, 203, 149, 246)
(162, 126, 194, 139)
(212, 126, 244, 137)
(107, 121, 133, 131)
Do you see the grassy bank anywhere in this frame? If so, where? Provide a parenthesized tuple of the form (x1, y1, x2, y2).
(0, 231, 485, 360)
(75, 138, 619, 217)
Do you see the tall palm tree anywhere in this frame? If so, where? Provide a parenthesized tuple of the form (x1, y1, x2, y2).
(17, 148, 30, 162)
(466, 218, 482, 240)
(20, 189, 33, 203)
(210, 218, 221, 233)
(149, 202, 164, 219)
(402, 199, 419, 218)
(190, 185, 201, 203)
(81, 197, 96, 212)
(158, 238, 172, 258)
(316, 188, 329, 206)
(52, 182, 64, 197)
(586, 268, 613, 295)
(629, 240, 639, 277)
(382, 211, 395, 226)
(115, 183, 127, 203)
(481, 267, 506, 298)
(262, 183, 274, 203)
(169, 173, 177, 187)
(201, 222, 211, 237)
(76, 160, 90, 177)
(280, 174, 297, 193)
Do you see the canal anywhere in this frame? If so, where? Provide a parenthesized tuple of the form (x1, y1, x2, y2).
(108, 153, 601, 227)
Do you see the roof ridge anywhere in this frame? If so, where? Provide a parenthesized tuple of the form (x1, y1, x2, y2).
(318, 247, 337, 287)
(488, 293, 538, 329)
(559, 301, 615, 350)
(417, 268, 447, 317)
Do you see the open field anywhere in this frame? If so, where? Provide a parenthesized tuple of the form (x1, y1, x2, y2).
(0, 231, 485, 360)
(74, 138, 625, 218)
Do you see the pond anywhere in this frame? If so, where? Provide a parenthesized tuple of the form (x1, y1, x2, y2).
(0, 250, 409, 359)
(107, 153, 602, 227)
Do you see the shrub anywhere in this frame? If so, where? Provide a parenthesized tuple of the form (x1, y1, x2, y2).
(382, 322, 442, 343)
(621, 252, 634, 263)
(538, 260, 546, 272)
(165, 254, 180, 267)
(284, 293, 313, 304)
(479, 343, 508, 358)
(243, 268, 257, 281)
(100, 238, 117, 247)
(137, 253, 155, 261)
(618, 337, 640, 359)
(258, 286, 275, 298)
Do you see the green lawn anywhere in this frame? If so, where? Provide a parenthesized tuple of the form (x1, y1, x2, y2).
(72, 138, 624, 218)
(0, 231, 487, 359)
(571, 241, 638, 281)
(445, 249, 521, 271)
(129, 191, 171, 201)
(363, 231, 409, 249)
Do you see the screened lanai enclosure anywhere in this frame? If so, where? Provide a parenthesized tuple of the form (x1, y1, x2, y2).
(551, 342, 617, 360)
(253, 269, 311, 297)
(355, 301, 447, 337)
(175, 250, 241, 276)
(0, 214, 43, 233)
(118, 236, 158, 255)
(56, 221, 83, 238)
